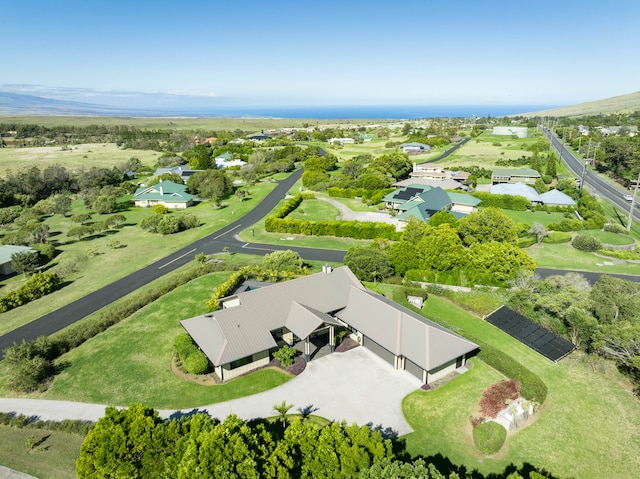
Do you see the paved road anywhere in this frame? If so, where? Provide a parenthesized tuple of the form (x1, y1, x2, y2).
(0, 168, 345, 356)
(543, 127, 640, 222)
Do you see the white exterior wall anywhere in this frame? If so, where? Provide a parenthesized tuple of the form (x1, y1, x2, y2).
(133, 200, 189, 208)
(220, 350, 270, 381)
(222, 297, 241, 309)
(451, 204, 477, 215)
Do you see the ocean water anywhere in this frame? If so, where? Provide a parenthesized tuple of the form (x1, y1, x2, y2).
(146, 104, 557, 120)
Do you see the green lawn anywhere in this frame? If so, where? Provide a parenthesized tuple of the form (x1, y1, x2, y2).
(401, 294, 640, 479)
(0, 181, 277, 335)
(525, 241, 640, 275)
(583, 229, 636, 245)
(0, 426, 84, 479)
(287, 198, 340, 221)
(501, 209, 566, 227)
(34, 271, 291, 408)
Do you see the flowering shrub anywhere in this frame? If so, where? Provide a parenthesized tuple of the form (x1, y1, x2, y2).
(478, 379, 520, 418)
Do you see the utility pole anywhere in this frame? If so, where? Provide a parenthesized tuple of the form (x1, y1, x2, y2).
(627, 170, 640, 232)
(580, 161, 588, 190)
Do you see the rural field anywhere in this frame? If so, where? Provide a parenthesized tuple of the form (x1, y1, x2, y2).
(0, 143, 161, 175)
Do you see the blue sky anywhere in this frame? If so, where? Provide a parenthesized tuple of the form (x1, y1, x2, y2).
(1, 0, 639, 108)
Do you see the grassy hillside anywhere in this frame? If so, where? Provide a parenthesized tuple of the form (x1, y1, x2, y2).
(520, 90, 640, 117)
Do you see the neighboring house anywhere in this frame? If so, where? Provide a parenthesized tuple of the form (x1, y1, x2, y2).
(490, 182, 542, 203)
(394, 177, 468, 191)
(538, 189, 577, 207)
(133, 180, 195, 208)
(181, 266, 478, 383)
(399, 142, 431, 155)
(327, 137, 355, 145)
(152, 166, 202, 182)
(215, 152, 247, 169)
(491, 168, 541, 185)
(0, 245, 37, 276)
(383, 184, 481, 222)
(410, 163, 470, 185)
(492, 126, 528, 138)
(248, 133, 272, 141)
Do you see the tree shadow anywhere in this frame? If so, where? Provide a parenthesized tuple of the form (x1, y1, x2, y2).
(296, 404, 318, 419)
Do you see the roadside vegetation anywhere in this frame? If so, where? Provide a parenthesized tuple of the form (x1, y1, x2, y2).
(1, 114, 640, 478)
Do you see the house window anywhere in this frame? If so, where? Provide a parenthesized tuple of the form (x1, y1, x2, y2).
(229, 355, 252, 370)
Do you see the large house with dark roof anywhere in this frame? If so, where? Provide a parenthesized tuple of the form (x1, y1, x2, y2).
(181, 266, 478, 383)
(383, 184, 481, 223)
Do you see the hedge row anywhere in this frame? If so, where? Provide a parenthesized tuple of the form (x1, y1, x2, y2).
(3, 262, 222, 391)
(327, 187, 394, 205)
(206, 270, 246, 311)
(0, 272, 61, 313)
(543, 231, 572, 244)
(174, 333, 210, 375)
(471, 192, 530, 211)
(265, 217, 400, 240)
(476, 342, 548, 405)
(274, 193, 315, 219)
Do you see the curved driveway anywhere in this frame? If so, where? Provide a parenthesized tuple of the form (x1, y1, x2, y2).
(0, 347, 420, 437)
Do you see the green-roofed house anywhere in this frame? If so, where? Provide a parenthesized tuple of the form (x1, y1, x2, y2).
(133, 180, 195, 209)
(384, 184, 481, 223)
(491, 168, 541, 185)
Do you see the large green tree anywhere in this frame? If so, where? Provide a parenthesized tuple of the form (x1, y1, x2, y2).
(457, 207, 518, 246)
(344, 246, 393, 282)
(76, 403, 163, 478)
(187, 169, 233, 201)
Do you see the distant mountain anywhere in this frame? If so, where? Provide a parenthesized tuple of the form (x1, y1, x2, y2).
(0, 91, 149, 116)
(519, 91, 640, 117)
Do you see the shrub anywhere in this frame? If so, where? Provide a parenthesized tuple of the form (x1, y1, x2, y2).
(547, 218, 583, 232)
(273, 345, 296, 366)
(572, 234, 602, 252)
(473, 421, 507, 455)
(603, 223, 627, 234)
(543, 231, 572, 244)
(478, 379, 520, 418)
(477, 344, 547, 404)
(206, 270, 246, 310)
(517, 236, 537, 248)
(182, 350, 210, 375)
(30, 243, 57, 262)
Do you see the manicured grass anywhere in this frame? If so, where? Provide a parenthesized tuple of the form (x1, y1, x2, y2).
(35, 271, 291, 408)
(287, 199, 340, 221)
(583, 229, 635, 245)
(401, 293, 640, 479)
(525, 241, 640, 275)
(501, 209, 566, 227)
(0, 181, 277, 334)
(0, 425, 84, 479)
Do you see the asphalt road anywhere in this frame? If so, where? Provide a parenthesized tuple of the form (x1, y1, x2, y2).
(543, 128, 640, 222)
(0, 168, 344, 356)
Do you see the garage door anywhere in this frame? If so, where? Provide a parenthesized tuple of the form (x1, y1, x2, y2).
(405, 358, 424, 381)
(363, 336, 395, 366)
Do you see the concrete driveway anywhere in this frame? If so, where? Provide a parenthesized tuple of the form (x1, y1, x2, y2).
(0, 347, 421, 437)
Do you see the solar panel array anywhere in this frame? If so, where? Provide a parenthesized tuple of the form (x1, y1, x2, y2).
(393, 187, 424, 200)
(485, 306, 575, 362)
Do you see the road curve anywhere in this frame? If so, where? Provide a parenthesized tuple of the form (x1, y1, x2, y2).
(0, 168, 344, 356)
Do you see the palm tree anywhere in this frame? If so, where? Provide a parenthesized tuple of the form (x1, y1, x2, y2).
(273, 400, 294, 429)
